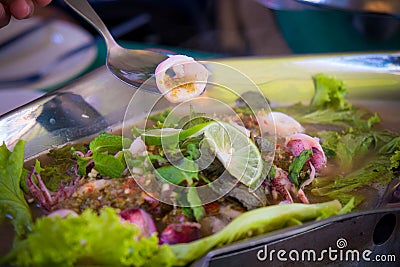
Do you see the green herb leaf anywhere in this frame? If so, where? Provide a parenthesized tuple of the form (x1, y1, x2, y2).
(155, 158, 198, 185)
(76, 154, 92, 176)
(390, 150, 400, 170)
(186, 143, 201, 160)
(187, 186, 205, 221)
(93, 153, 125, 178)
(90, 133, 131, 155)
(177, 106, 212, 130)
(288, 149, 312, 186)
(155, 165, 188, 185)
(0, 140, 32, 237)
(148, 108, 172, 123)
(266, 165, 276, 181)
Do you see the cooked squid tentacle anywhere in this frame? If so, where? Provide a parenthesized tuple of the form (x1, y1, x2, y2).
(269, 167, 295, 203)
(297, 188, 310, 204)
(267, 167, 309, 204)
(26, 166, 80, 212)
(26, 167, 53, 211)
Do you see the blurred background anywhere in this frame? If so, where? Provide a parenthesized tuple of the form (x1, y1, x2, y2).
(1, 0, 400, 115)
(49, 0, 400, 56)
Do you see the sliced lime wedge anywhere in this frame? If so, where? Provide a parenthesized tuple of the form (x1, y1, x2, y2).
(203, 121, 264, 188)
(142, 122, 212, 146)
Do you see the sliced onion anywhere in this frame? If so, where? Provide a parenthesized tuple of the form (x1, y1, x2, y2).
(119, 208, 157, 237)
(160, 222, 201, 244)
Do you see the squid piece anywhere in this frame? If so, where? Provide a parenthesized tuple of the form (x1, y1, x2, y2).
(268, 167, 309, 204)
(257, 111, 304, 138)
(155, 55, 209, 103)
(128, 136, 147, 157)
(26, 166, 79, 212)
(285, 133, 327, 171)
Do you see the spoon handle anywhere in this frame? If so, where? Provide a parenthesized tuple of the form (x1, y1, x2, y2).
(64, 0, 118, 48)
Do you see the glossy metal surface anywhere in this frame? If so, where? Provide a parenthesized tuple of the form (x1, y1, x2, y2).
(1, 52, 400, 264)
(64, 0, 167, 93)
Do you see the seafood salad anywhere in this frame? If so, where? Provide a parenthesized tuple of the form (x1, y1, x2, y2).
(1, 69, 400, 266)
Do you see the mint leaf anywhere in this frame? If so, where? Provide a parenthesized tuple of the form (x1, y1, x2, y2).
(156, 158, 199, 185)
(76, 155, 92, 176)
(92, 153, 125, 178)
(0, 140, 32, 237)
(89, 133, 131, 154)
(155, 165, 188, 185)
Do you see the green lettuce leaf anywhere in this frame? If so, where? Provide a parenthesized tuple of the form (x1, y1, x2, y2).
(310, 73, 349, 110)
(311, 135, 400, 204)
(168, 200, 342, 266)
(274, 74, 380, 131)
(3, 208, 176, 267)
(0, 140, 32, 237)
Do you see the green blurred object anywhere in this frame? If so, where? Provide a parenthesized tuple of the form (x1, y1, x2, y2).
(274, 9, 400, 54)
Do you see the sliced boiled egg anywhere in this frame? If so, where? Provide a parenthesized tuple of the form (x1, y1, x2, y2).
(155, 55, 209, 103)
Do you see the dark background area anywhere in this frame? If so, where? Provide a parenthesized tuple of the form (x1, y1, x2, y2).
(51, 0, 400, 57)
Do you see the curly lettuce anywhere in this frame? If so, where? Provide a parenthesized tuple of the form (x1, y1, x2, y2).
(2, 208, 176, 267)
(3, 201, 343, 267)
(310, 73, 349, 110)
(274, 73, 380, 130)
(0, 140, 32, 237)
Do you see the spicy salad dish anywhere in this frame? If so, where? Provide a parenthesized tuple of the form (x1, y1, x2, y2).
(0, 54, 399, 266)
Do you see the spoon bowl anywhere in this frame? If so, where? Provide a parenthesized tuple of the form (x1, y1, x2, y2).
(64, 0, 168, 94)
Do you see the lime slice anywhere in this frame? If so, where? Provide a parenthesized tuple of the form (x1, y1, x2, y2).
(142, 122, 212, 146)
(203, 121, 264, 188)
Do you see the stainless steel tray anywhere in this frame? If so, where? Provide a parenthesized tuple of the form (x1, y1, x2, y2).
(1, 52, 400, 266)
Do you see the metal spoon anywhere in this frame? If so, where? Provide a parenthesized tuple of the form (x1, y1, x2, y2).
(64, 0, 167, 94)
